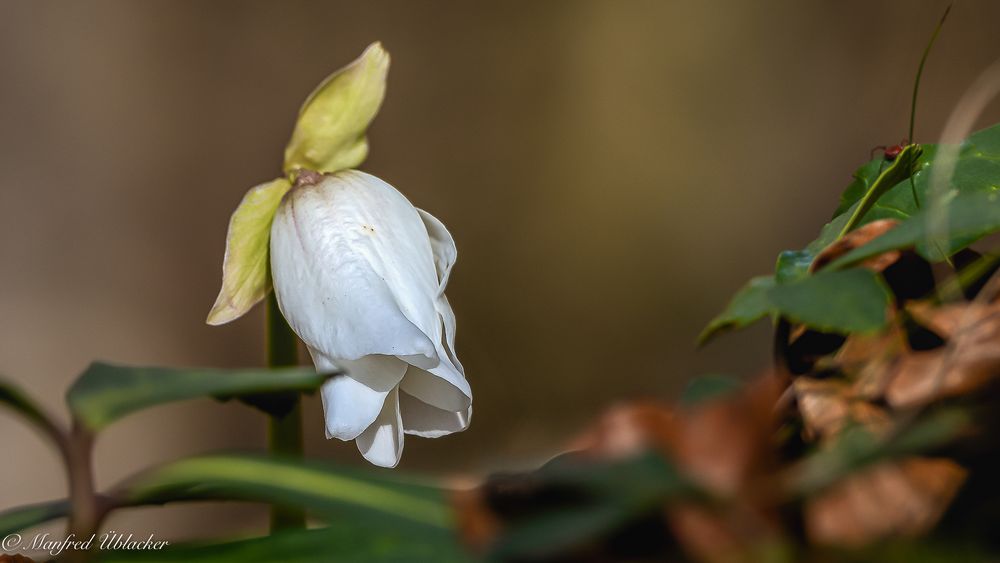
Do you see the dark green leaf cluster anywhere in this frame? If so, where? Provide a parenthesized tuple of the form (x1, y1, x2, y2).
(701, 123, 1000, 344)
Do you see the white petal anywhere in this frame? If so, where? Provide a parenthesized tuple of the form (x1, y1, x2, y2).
(400, 391, 471, 438)
(357, 387, 404, 468)
(400, 362, 471, 412)
(315, 352, 407, 441)
(435, 296, 464, 373)
(417, 208, 457, 294)
(270, 171, 442, 362)
(395, 304, 471, 409)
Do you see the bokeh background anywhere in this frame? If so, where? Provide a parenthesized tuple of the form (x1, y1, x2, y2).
(3, 0, 1000, 541)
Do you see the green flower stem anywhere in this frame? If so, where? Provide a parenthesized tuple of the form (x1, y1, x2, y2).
(266, 291, 306, 531)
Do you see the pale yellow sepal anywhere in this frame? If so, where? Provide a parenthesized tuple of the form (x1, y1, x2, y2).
(283, 42, 390, 176)
(206, 177, 292, 325)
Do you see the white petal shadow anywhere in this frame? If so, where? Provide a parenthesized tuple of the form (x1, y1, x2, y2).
(399, 362, 471, 412)
(400, 391, 471, 438)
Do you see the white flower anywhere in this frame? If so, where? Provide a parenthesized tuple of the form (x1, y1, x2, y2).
(269, 170, 472, 467)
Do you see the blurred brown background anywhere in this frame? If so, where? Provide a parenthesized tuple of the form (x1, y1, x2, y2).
(3, 0, 999, 541)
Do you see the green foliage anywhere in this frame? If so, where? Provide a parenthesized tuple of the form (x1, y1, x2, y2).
(66, 363, 332, 431)
(0, 499, 69, 537)
(699, 269, 892, 343)
(123, 455, 452, 531)
(0, 377, 61, 444)
(703, 122, 1000, 343)
(767, 269, 891, 334)
(839, 124, 1000, 220)
(490, 453, 695, 560)
(698, 276, 775, 344)
(830, 190, 1000, 268)
(838, 144, 924, 236)
(99, 525, 472, 563)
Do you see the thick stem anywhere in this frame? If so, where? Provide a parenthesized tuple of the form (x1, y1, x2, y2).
(65, 422, 99, 562)
(265, 291, 306, 531)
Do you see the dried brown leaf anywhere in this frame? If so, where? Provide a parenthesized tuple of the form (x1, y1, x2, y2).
(810, 219, 901, 274)
(567, 376, 780, 496)
(793, 378, 891, 440)
(661, 377, 788, 562)
(794, 378, 851, 440)
(450, 481, 502, 552)
(668, 502, 784, 563)
(672, 377, 781, 496)
(908, 301, 1000, 339)
(805, 457, 967, 546)
(562, 377, 788, 562)
(568, 400, 677, 460)
(887, 302, 1000, 408)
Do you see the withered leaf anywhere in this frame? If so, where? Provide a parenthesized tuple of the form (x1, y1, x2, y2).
(451, 480, 503, 552)
(887, 301, 1000, 408)
(836, 323, 907, 401)
(805, 457, 967, 546)
(810, 219, 901, 274)
(667, 501, 786, 563)
(793, 378, 891, 440)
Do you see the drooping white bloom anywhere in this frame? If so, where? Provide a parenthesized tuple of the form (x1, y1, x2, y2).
(269, 170, 472, 467)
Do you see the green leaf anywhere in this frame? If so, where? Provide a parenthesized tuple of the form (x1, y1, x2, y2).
(66, 363, 330, 431)
(779, 123, 1000, 283)
(0, 377, 63, 444)
(839, 144, 923, 237)
(706, 124, 1000, 343)
(98, 524, 470, 563)
(863, 124, 1000, 220)
(829, 190, 1000, 270)
(774, 209, 858, 284)
(122, 455, 451, 532)
(766, 269, 891, 334)
(492, 504, 626, 560)
(834, 157, 887, 217)
(0, 499, 70, 536)
(698, 276, 776, 344)
(700, 269, 891, 342)
(491, 453, 693, 560)
(774, 250, 814, 285)
(833, 146, 929, 221)
(680, 374, 743, 406)
(206, 177, 292, 325)
(283, 42, 389, 175)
